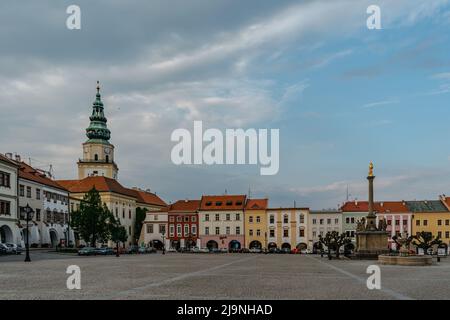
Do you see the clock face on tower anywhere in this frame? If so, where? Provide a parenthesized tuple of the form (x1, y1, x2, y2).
(104, 147, 110, 155)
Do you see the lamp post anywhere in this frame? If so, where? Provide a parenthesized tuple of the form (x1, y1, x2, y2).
(264, 232, 268, 254)
(162, 230, 166, 255)
(24, 204, 34, 262)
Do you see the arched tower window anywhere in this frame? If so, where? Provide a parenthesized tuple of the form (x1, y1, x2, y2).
(94, 154, 98, 161)
(105, 155, 109, 163)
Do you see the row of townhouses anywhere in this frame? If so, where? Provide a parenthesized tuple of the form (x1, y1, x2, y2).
(140, 196, 450, 252)
(2, 84, 450, 252)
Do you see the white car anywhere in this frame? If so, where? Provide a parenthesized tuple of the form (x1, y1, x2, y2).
(300, 249, 311, 254)
(249, 248, 262, 253)
(167, 247, 177, 253)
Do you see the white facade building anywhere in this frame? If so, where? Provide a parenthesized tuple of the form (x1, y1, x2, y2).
(142, 208, 169, 249)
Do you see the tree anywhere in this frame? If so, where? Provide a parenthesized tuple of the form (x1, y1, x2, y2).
(110, 217, 128, 257)
(134, 207, 147, 245)
(70, 187, 115, 247)
(411, 231, 442, 255)
(319, 231, 351, 259)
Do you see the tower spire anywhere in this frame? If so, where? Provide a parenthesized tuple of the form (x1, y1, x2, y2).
(85, 81, 111, 143)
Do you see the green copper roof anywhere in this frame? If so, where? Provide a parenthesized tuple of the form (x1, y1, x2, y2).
(86, 81, 111, 143)
(405, 200, 448, 213)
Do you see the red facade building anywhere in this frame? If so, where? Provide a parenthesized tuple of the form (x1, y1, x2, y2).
(168, 199, 200, 250)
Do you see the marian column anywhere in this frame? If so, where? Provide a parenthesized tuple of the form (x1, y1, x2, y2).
(366, 162, 377, 231)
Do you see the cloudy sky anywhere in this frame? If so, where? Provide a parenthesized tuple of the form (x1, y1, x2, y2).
(1, 0, 450, 209)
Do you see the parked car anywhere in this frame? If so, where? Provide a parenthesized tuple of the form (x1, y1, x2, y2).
(209, 248, 220, 253)
(6, 243, 22, 254)
(167, 247, 177, 253)
(146, 247, 157, 253)
(78, 247, 97, 256)
(249, 248, 262, 253)
(300, 249, 311, 254)
(113, 246, 126, 255)
(95, 247, 114, 255)
(138, 246, 147, 254)
(126, 245, 139, 254)
(0, 243, 8, 255)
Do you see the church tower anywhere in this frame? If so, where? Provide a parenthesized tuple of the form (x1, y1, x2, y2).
(77, 82, 119, 180)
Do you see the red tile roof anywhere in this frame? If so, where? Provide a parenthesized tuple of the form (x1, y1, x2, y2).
(168, 199, 200, 212)
(341, 201, 409, 213)
(0, 153, 19, 167)
(17, 162, 67, 192)
(245, 198, 268, 210)
(57, 176, 136, 198)
(200, 195, 246, 211)
(128, 189, 167, 207)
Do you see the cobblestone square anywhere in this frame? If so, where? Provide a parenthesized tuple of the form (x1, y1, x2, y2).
(1, 252, 449, 300)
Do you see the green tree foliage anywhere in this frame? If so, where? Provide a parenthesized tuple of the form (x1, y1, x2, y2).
(70, 187, 115, 247)
(134, 207, 147, 245)
(319, 231, 352, 259)
(411, 231, 442, 255)
(111, 217, 128, 256)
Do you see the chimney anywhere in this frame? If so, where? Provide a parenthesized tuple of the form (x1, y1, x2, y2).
(15, 154, 21, 162)
(354, 199, 358, 206)
(5, 153, 12, 159)
(380, 202, 384, 207)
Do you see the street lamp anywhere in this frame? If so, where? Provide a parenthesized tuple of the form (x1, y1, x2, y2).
(24, 204, 34, 262)
(162, 230, 166, 255)
(264, 232, 268, 254)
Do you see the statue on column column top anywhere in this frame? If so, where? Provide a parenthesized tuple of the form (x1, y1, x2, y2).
(368, 162, 374, 177)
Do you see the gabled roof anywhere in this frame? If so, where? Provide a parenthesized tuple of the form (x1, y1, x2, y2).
(245, 198, 268, 210)
(168, 199, 200, 213)
(340, 201, 410, 213)
(56, 176, 136, 198)
(200, 195, 246, 211)
(128, 189, 167, 207)
(17, 162, 67, 192)
(405, 200, 449, 213)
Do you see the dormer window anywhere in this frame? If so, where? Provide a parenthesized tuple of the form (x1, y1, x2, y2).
(205, 201, 212, 206)
(216, 201, 222, 206)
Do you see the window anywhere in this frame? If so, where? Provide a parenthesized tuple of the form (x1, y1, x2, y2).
(350, 217, 355, 224)
(184, 224, 189, 236)
(184, 216, 189, 222)
(205, 227, 209, 235)
(226, 214, 230, 221)
(249, 229, 253, 236)
(226, 226, 230, 235)
(249, 216, 253, 223)
(177, 224, 182, 236)
(312, 231, 317, 238)
(438, 231, 442, 238)
(176, 216, 181, 222)
(129, 210, 131, 219)
(416, 220, 420, 226)
(122, 209, 125, 219)
(283, 215, 289, 223)
(0, 171, 11, 188)
(191, 216, 197, 222)
(19, 184, 24, 197)
(26, 186, 31, 198)
(159, 224, 166, 234)
(191, 225, 197, 235)
(105, 155, 109, 163)
(335, 218, 339, 224)
(424, 220, 428, 226)
(327, 219, 331, 225)
(395, 220, 400, 226)
(129, 226, 131, 235)
(299, 229, 304, 237)
(446, 220, 450, 226)
(346, 231, 351, 237)
(256, 216, 261, 223)
(270, 215, 274, 224)
(205, 214, 209, 221)
(36, 209, 40, 221)
(387, 220, 392, 226)
(169, 225, 174, 237)
(236, 213, 240, 221)
(215, 214, 220, 221)
(438, 220, 442, 226)
(0, 201, 11, 215)
(257, 229, 261, 236)
(115, 207, 118, 217)
(94, 154, 98, 161)
(236, 226, 241, 235)
(446, 231, 449, 239)
(215, 227, 220, 235)
(299, 214, 304, 223)
(319, 219, 324, 225)
(350, 231, 355, 237)
(346, 217, 350, 224)
(403, 220, 407, 225)
(205, 201, 212, 206)
(283, 229, 289, 237)
(269, 229, 275, 237)
(147, 224, 153, 234)
(312, 219, 316, 224)
(154, 215, 158, 221)
(169, 216, 175, 222)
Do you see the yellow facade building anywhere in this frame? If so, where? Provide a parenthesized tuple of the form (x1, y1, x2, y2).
(407, 199, 450, 246)
(266, 207, 309, 251)
(244, 199, 268, 250)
